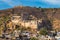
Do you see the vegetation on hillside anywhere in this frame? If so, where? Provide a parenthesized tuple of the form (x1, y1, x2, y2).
(0, 6, 60, 32)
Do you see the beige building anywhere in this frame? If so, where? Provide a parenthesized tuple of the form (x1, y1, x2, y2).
(11, 16, 21, 25)
(20, 20, 37, 29)
(10, 14, 42, 30)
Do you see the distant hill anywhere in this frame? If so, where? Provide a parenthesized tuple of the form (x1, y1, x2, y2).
(0, 6, 60, 20)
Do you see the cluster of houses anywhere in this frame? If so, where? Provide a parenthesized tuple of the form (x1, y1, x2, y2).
(0, 13, 60, 40)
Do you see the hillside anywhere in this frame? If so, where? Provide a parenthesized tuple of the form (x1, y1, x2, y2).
(0, 6, 60, 31)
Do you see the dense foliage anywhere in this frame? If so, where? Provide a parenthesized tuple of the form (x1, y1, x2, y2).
(39, 27, 48, 35)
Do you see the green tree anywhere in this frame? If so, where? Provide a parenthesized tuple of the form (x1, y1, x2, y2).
(39, 27, 48, 35)
(30, 37, 38, 40)
(27, 27, 31, 31)
(20, 27, 27, 32)
(0, 25, 4, 35)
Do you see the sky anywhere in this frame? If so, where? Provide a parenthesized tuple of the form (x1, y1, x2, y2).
(0, 0, 60, 10)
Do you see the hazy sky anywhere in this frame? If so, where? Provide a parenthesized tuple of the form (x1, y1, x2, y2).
(0, 0, 60, 10)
